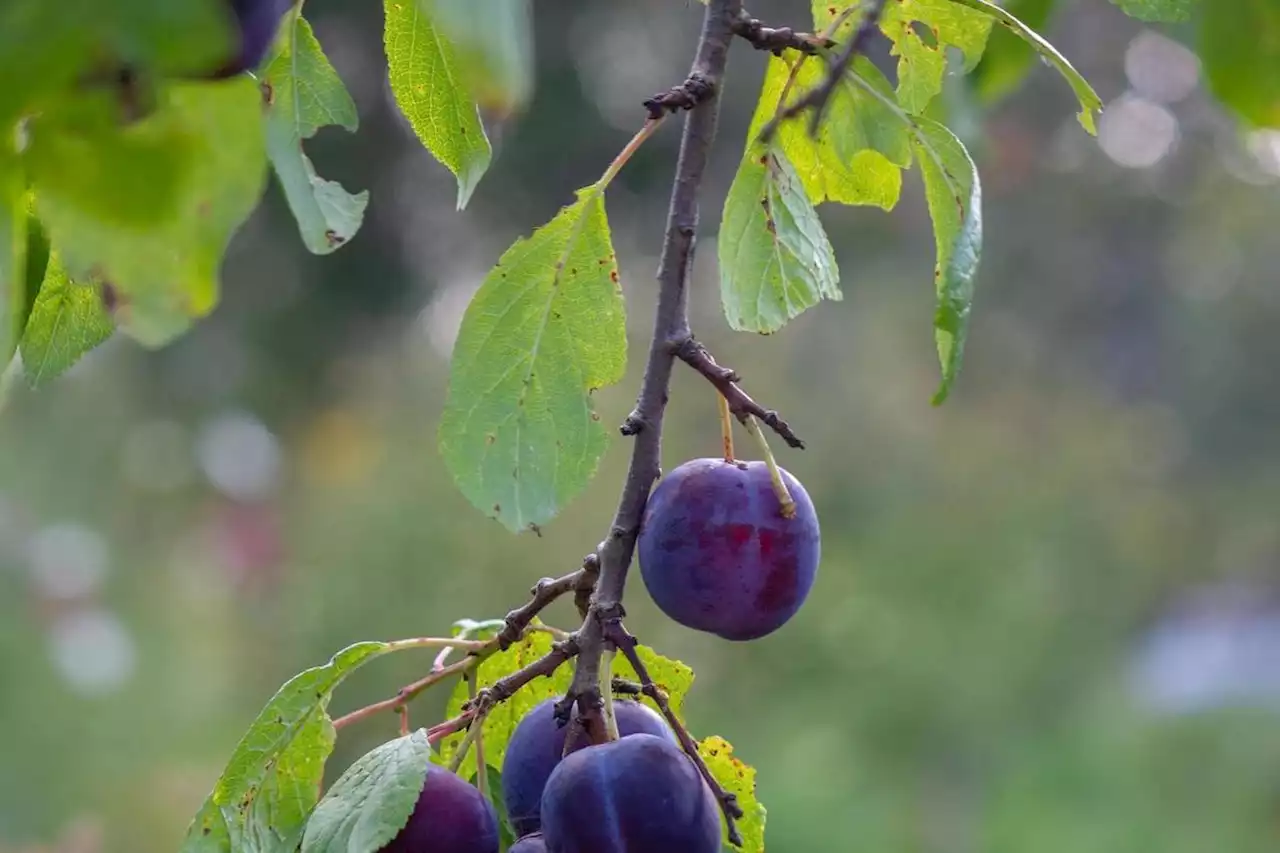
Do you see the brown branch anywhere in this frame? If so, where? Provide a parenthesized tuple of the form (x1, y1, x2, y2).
(333, 656, 474, 730)
(497, 569, 586, 650)
(643, 72, 716, 119)
(574, 553, 599, 621)
(567, 0, 743, 746)
(759, 0, 889, 142)
(675, 337, 805, 449)
(731, 9, 832, 56)
(604, 620, 745, 846)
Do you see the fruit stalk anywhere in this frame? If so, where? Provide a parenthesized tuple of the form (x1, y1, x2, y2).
(718, 390, 736, 461)
(743, 414, 796, 518)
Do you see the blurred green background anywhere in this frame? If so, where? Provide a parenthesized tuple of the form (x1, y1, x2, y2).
(4, 1, 1280, 851)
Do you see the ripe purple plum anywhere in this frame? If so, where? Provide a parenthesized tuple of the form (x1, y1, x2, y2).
(502, 698, 674, 838)
(539, 734, 721, 853)
(210, 0, 293, 77)
(638, 458, 820, 641)
(377, 764, 498, 853)
(509, 833, 547, 853)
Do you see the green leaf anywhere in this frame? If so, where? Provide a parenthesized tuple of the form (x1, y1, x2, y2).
(1109, 0, 1197, 22)
(179, 642, 392, 853)
(610, 646, 695, 721)
(263, 12, 369, 254)
(911, 117, 982, 405)
(438, 186, 626, 533)
(0, 0, 234, 124)
(385, 0, 493, 209)
(419, 0, 535, 117)
(1200, 0, 1280, 129)
(0, 144, 25, 364)
(698, 736, 766, 853)
(948, 0, 1103, 134)
(451, 618, 508, 640)
(746, 52, 908, 209)
(438, 632, 575, 781)
(300, 730, 433, 853)
(20, 210, 51, 344)
(970, 0, 1057, 103)
(717, 146, 840, 334)
(18, 251, 113, 388)
(23, 92, 197, 228)
(873, 0, 994, 114)
(33, 78, 268, 348)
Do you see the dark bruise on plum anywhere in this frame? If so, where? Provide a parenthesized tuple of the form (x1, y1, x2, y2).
(539, 733, 722, 853)
(502, 698, 675, 838)
(376, 764, 499, 853)
(638, 458, 820, 641)
(210, 0, 294, 78)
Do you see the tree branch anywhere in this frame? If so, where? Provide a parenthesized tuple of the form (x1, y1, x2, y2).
(759, 0, 889, 141)
(567, 0, 743, 741)
(731, 9, 832, 56)
(674, 337, 805, 449)
(604, 619, 745, 846)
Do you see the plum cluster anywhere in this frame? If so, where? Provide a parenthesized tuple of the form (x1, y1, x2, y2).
(638, 457, 820, 641)
(503, 701, 720, 853)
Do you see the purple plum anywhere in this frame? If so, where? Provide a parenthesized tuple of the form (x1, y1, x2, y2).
(376, 764, 498, 853)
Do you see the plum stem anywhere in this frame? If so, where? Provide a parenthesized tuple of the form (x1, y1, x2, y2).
(565, 0, 743, 769)
(604, 619, 745, 846)
(467, 670, 489, 798)
(674, 338, 805, 449)
(447, 705, 489, 775)
(717, 390, 736, 462)
(601, 648, 621, 741)
(744, 415, 797, 519)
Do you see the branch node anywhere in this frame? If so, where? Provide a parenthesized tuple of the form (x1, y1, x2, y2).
(731, 9, 833, 56)
(619, 411, 646, 435)
(674, 338, 806, 449)
(643, 71, 717, 119)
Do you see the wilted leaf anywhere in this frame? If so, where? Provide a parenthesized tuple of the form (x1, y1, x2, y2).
(263, 12, 369, 253)
(698, 735, 766, 853)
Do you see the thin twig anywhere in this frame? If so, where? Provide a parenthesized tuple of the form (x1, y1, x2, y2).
(497, 569, 587, 650)
(565, 0, 743, 746)
(604, 620, 745, 846)
(333, 656, 475, 731)
(676, 338, 805, 449)
(398, 706, 410, 737)
(759, 0, 889, 141)
(467, 672, 489, 799)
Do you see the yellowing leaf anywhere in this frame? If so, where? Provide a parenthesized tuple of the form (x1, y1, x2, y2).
(438, 186, 626, 532)
(263, 12, 369, 254)
(699, 735, 766, 853)
(747, 51, 907, 209)
(385, 0, 492, 209)
(718, 147, 840, 334)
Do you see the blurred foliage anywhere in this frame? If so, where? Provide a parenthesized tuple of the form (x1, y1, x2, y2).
(3, 2, 1280, 853)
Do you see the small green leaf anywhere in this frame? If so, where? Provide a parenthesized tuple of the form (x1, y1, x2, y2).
(875, 0, 994, 114)
(438, 186, 626, 533)
(970, 0, 1058, 104)
(420, 0, 535, 117)
(23, 92, 197, 228)
(1109, 0, 1197, 22)
(179, 642, 392, 853)
(263, 12, 369, 254)
(438, 632, 575, 781)
(385, 0, 492, 209)
(0, 144, 25, 364)
(1200, 0, 1280, 129)
(20, 210, 50, 344)
(451, 618, 508, 640)
(718, 146, 840, 334)
(19, 251, 113, 388)
(948, 0, 1103, 134)
(300, 730, 433, 853)
(747, 52, 908, 209)
(911, 117, 982, 405)
(33, 78, 268, 348)
(698, 736, 766, 853)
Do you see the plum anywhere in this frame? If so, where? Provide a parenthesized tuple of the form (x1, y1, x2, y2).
(638, 457, 820, 641)
(539, 733, 721, 853)
(210, 0, 293, 78)
(509, 834, 547, 853)
(502, 698, 674, 838)
(377, 764, 498, 853)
